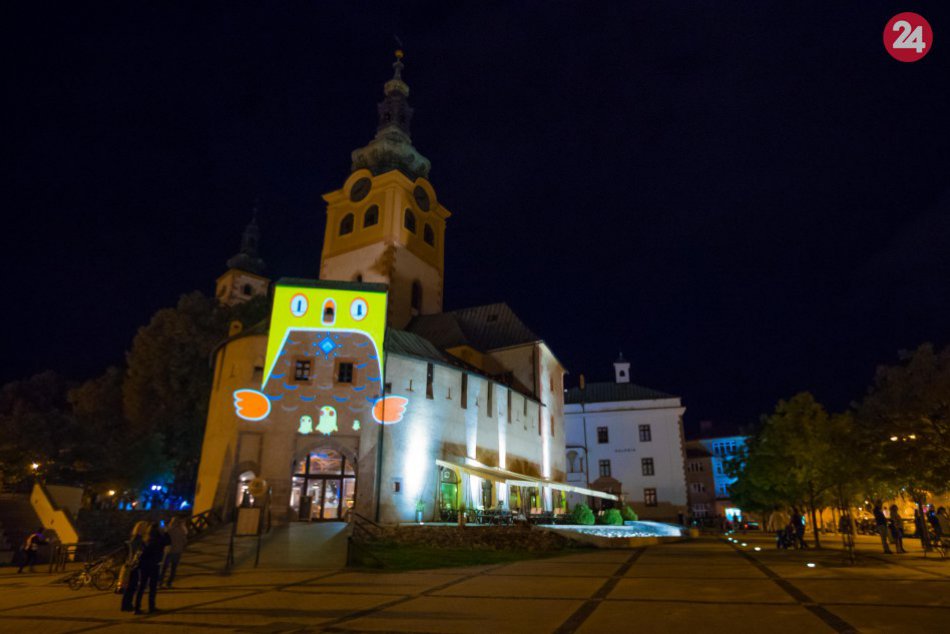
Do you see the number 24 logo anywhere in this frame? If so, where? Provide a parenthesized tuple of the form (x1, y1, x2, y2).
(892, 20, 926, 53)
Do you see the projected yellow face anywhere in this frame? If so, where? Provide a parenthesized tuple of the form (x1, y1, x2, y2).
(234, 281, 408, 429)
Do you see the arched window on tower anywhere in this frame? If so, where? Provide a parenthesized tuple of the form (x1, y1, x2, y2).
(339, 213, 354, 236)
(411, 280, 422, 315)
(363, 204, 379, 228)
(404, 209, 416, 233)
(423, 223, 435, 246)
(242, 284, 253, 296)
(354, 273, 363, 283)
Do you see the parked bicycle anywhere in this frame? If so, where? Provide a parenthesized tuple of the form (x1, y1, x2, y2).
(67, 557, 119, 591)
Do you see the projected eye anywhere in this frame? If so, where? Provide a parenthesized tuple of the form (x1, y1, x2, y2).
(350, 298, 368, 321)
(290, 294, 308, 317)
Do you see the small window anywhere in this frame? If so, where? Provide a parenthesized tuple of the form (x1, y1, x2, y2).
(294, 359, 312, 382)
(550, 415, 555, 438)
(487, 382, 493, 414)
(363, 204, 379, 228)
(242, 284, 253, 296)
(507, 390, 512, 423)
(523, 396, 528, 417)
(642, 457, 655, 476)
(423, 223, 435, 246)
(336, 362, 354, 384)
(404, 208, 416, 233)
(597, 426, 609, 444)
(461, 373, 468, 409)
(354, 273, 363, 283)
(644, 488, 657, 506)
(639, 424, 652, 442)
(599, 459, 611, 478)
(426, 363, 434, 400)
(411, 280, 422, 314)
(339, 213, 354, 236)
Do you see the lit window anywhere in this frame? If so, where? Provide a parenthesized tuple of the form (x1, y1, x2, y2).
(599, 460, 611, 478)
(339, 213, 354, 236)
(336, 362, 354, 384)
(644, 488, 657, 506)
(639, 424, 652, 442)
(642, 457, 655, 476)
(363, 204, 379, 228)
(404, 209, 416, 233)
(294, 359, 311, 382)
(597, 427, 609, 444)
(423, 223, 435, 246)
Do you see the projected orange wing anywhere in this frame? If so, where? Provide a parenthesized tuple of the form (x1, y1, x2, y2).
(372, 396, 408, 425)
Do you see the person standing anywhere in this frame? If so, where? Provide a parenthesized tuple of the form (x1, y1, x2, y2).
(791, 507, 808, 549)
(120, 521, 150, 611)
(889, 505, 907, 553)
(161, 517, 188, 588)
(132, 523, 171, 614)
(17, 528, 47, 573)
(873, 502, 892, 554)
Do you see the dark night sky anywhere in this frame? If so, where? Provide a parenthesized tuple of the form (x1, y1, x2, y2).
(6, 2, 949, 436)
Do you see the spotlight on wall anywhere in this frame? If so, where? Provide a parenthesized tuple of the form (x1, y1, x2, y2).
(806, 563, 816, 568)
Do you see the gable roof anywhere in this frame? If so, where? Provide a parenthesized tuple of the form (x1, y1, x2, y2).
(407, 302, 540, 352)
(565, 381, 675, 404)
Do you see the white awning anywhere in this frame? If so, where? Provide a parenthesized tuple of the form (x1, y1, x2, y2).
(436, 458, 620, 502)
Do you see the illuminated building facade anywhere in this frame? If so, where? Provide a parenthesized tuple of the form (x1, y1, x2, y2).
(691, 434, 749, 520)
(564, 355, 688, 521)
(193, 52, 599, 526)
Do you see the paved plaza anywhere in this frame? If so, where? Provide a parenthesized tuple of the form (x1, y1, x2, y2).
(0, 530, 947, 633)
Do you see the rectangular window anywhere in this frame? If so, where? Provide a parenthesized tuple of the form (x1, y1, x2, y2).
(426, 363, 434, 400)
(507, 390, 512, 423)
(294, 359, 312, 382)
(460, 373, 468, 409)
(639, 424, 652, 442)
(644, 488, 657, 506)
(336, 362, 354, 384)
(550, 415, 555, 438)
(598, 459, 611, 478)
(487, 382, 493, 413)
(641, 457, 655, 476)
(596, 426, 609, 444)
(538, 415, 542, 436)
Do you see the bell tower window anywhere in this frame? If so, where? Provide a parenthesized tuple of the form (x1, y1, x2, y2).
(404, 209, 416, 233)
(423, 223, 435, 246)
(339, 213, 354, 236)
(363, 204, 379, 227)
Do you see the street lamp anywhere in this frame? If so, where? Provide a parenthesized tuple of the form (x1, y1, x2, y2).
(30, 462, 39, 471)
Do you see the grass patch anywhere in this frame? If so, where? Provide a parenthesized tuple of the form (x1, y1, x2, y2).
(350, 542, 573, 571)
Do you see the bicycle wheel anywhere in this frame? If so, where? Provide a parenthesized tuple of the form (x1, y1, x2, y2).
(68, 573, 86, 591)
(93, 568, 117, 591)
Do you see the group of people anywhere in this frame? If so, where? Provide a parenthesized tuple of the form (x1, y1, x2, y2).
(767, 507, 808, 549)
(873, 502, 949, 554)
(119, 516, 188, 614)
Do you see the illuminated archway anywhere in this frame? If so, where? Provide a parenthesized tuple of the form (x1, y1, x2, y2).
(290, 442, 357, 521)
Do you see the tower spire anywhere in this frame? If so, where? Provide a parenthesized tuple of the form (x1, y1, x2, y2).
(351, 49, 431, 179)
(226, 207, 266, 275)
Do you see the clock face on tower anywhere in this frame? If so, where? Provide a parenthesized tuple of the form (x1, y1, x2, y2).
(413, 185, 430, 212)
(350, 178, 371, 202)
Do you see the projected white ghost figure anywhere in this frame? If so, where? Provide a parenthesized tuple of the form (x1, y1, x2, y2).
(297, 415, 313, 435)
(316, 406, 338, 435)
(352, 419, 361, 431)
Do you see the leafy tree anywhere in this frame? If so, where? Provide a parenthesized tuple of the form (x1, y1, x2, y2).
(123, 292, 268, 494)
(598, 508, 623, 525)
(855, 343, 950, 501)
(729, 392, 851, 548)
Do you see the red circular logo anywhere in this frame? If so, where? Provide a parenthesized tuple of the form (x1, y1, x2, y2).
(884, 13, 933, 62)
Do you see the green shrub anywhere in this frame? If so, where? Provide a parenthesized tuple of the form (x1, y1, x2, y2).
(599, 508, 623, 526)
(620, 505, 638, 522)
(572, 503, 595, 525)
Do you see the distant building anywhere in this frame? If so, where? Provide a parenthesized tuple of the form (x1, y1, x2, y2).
(688, 434, 748, 521)
(563, 355, 688, 521)
(683, 443, 715, 520)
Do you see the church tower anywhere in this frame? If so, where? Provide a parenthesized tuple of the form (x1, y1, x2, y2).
(216, 213, 269, 306)
(614, 352, 631, 384)
(319, 51, 451, 329)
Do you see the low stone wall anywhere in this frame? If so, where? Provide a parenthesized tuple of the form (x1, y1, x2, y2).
(360, 524, 591, 551)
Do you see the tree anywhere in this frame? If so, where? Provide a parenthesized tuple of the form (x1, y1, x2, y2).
(730, 393, 854, 548)
(856, 343, 950, 500)
(123, 292, 268, 494)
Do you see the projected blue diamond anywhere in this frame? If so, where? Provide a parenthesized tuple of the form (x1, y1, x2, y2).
(318, 337, 338, 355)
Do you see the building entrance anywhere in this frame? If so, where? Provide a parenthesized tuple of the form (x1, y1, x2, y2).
(290, 449, 356, 521)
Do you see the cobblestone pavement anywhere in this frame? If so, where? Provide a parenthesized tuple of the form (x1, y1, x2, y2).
(0, 532, 946, 633)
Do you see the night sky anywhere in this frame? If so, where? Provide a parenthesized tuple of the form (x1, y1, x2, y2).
(7, 2, 949, 436)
